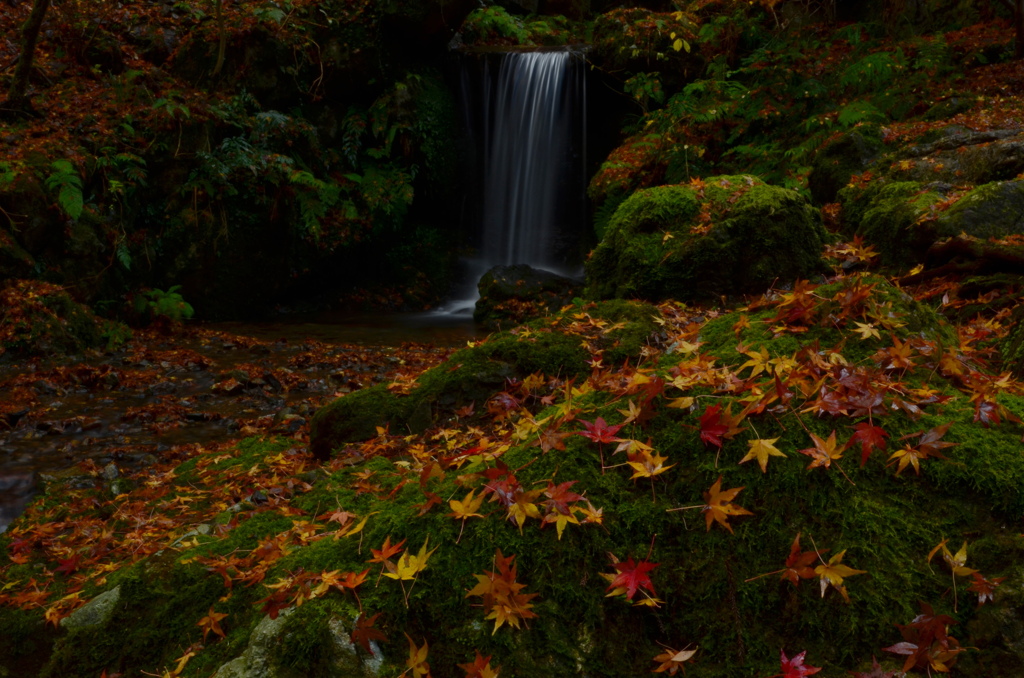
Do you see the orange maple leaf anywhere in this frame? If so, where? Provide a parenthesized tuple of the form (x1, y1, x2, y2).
(702, 476, 753, 533)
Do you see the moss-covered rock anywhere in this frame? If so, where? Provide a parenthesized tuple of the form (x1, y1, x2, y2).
(888, 129, 1024, 187)
(473, 264, 582, 331)
(0, 279, 131, 357)
(934, 179, 1024, 240)
(585, 175, 829, 303)
(840, 180, 948, 267)
(310, 300, 661, 459)
(808, 126, 885, 205)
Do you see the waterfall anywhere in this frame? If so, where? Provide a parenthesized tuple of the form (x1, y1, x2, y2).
(439, 49, 586, 315)
(478, 51, 585, 269)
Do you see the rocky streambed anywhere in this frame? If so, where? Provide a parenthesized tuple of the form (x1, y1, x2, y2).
(0, 317, 470, 534)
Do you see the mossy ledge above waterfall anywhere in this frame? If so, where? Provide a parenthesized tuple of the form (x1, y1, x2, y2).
(7, 274, 1024, 677)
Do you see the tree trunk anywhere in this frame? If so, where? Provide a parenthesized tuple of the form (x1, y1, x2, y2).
(212, 0, 226, 76)
(3, 0, 51, 115)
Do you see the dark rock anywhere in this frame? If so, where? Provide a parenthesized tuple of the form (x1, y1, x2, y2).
(474, 264, 582, 330)
(808, 127, 885, 204)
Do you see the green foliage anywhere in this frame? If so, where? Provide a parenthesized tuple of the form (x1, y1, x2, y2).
(461, 6, 529, 45)
(44, 160, 84, 221)
(840, 50, 907, 94)
(624, 72, 665, 113)
(0, 162, 19, 191)
(912, 34, 953, 73)
(586, 176, 828, 303)
(837, 100, 887, 127)
(134, 285, 194, 324)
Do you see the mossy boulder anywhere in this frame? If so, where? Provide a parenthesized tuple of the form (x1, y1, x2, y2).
(839, 181, 948, 267)
(841, 179, 1024, 269)
(888, 129, 1024, 187)
(934, 179, 1024, 239)
(0, 279, 131, 357)
(585, 175, 829, 303)
(473, 264, 582, 330)
(808, 126, 885, 204)
(310, 299, 661, 459)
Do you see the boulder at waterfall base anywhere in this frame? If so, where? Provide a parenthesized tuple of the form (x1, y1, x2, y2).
(473, 264, 583, 330)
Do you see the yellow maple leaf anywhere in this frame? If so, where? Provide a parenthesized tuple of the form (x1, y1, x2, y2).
(852, 322, 881, 340)
(738, 345, 772, 378)
(449, 490, 485, 521)
(740, 437, 786, 472)
(628, 449, 675, 480)
(701, 476, 753, 533)
(815, 550, 866, 602)
(405, 634, 430, 678)
(383, 538, 437, 581)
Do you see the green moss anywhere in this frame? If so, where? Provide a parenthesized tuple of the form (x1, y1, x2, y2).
(0, 280, 131, 356)
(0, 606, 54, 676)
(41, 559, 230, 678)
(854, 181, 945, 267)
(277, 598, 366, 675)
(935, 179, 1024, 241)
(311, 301, 661, 457)
(586, 176, 829, 303)
(808, 126, 885, 204)
(699, 274, 955, 367)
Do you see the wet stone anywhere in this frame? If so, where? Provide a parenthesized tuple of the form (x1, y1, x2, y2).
(61, 585, 121, 630)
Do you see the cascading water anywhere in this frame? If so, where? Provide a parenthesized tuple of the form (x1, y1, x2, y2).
(479, 51, 585, 269)
(439, 49, 586, 314)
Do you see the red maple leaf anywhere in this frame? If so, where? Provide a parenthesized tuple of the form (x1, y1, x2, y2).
(779, 649, 821, 677)
(577, 417, 624, 444)
(55, 554, 82, 576)
(350, 612, 387, 654)
(850, 422, 888, 466)
(698, 405, 729, 449)
(606, 556, 658, 601)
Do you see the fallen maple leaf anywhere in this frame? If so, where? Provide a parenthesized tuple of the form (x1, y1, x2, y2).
(383, 538, 436, 581)
(698, 405, 729, 449)
(883, 602, 965, 673)
(197, 607, 228, 641)
(779, 649, 821, 677)
(369, 536, 407, 565)
(780, 533, 821, 586)
(627, 448, 675, 480)
(466, 550, 538, 633)
(458, 651, 500, 678)
(651, 645, 697, 674)
(815, 550, 866, 602)
(798, 431, 844, 470)
(449, 490, 486, 521)
(577, 417, 624, 444)
(351, 612, 387, 654)
(927, 539, 977, 577)
(740, 437, 786, 473)
(701, 476, 753, 534)
(850, 422, 888, 467)
(405, 634, 430, 678)
(967, 572, 1005, 606)
(605, 555, 658, 602)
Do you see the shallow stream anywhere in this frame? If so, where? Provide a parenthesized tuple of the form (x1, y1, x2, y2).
(0, 312, 477, 533)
